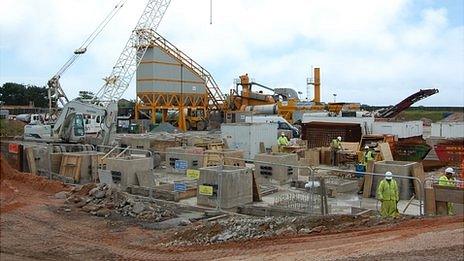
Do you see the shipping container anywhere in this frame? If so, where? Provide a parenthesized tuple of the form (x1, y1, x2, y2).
(300, 115, 374, 134)
(300, 121, 362, 148)
(372, 121, 423, 138)
(221, 123, 278, 159)
(431, 122, 464, 138)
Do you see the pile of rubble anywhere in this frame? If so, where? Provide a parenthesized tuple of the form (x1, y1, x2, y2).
(61, 183, 177, 221)
(168, 214, 414, 246)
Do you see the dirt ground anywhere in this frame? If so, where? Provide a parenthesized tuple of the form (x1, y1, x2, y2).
(1, 158, 463, 260)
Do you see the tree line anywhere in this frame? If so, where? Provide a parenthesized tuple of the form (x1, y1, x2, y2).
(0, 82, 49, 108)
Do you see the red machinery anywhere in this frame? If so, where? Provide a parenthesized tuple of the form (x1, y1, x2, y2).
(377, 89, 439, 118)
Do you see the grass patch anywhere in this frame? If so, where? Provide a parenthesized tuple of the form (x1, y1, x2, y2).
(397, 110, 449, 122)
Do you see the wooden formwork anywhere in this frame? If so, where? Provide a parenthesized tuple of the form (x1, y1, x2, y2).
(203, 149, 245, 167)
(59, 152, 104, 183)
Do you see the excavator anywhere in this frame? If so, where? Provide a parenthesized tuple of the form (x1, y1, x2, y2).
(25, 0, 172, 145)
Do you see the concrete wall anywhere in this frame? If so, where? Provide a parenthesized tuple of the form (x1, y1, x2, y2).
(254, 153, 299, 185)
(166, 146, 205, 173)
(373, 160, 417, 200)
(197, 165, 252, 209)
(106, 156, 153, 191)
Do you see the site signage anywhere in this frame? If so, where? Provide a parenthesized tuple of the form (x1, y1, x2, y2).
(198, 185, 213, 196)
(186, 169, 200, 179)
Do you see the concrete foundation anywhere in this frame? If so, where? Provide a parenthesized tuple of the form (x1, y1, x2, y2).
(373, 160, 418, 200)
(254, 153, 298, 185)
(106, 156, 153, 191)
(197, 165, 252, 209)
(166, 146, 205, 173)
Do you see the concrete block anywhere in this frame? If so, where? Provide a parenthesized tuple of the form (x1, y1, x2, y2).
(166, 146, 205, 173)
(106, 156, 153, 191)
(373, 160, 418, 200)
(197, 165, 252, 209)
(136, 171, 157, 188)
(254, 153, 298, 185)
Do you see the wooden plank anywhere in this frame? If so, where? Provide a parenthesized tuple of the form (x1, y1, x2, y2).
(433, 185, 464, 204)
(252, 171, 262, 202)
(424, 188, 436, 215)
(259, 142, 265, 154)
(340, 142, 359, 152)
(411, 163, 425, 199)
(379, 142, 393, 161)
(25, 147, 37, 175)
(363, 160, 375, 198)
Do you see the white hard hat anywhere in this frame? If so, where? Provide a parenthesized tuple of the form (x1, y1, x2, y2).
(281, 132, 285, 136)
(364, 145, 369, 149)
(445, 167, 455, 174)
(337, 136, 342, 141)
(385, 171, 393, 180)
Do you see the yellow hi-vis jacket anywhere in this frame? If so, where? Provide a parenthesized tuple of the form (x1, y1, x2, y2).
(438, 175, 455, 187)
(330, 139, 341, 150)
(278, 136, 289, 146)
(376, 179, 399, 201)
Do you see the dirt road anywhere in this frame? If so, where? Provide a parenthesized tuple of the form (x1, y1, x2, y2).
(1, 158, 463, 260)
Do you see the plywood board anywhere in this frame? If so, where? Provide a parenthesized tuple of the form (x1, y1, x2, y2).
(340, 142, 360, 152)
(424, 188, 436, 215)
(379, 142, 393, 161)
(363, 160, 375, 198)
(59, 155, 82, 182)
(25, 147, 37, 175)
(252, 171, 262, 202)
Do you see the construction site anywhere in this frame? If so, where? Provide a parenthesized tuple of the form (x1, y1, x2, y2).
(1, 0, 463, 260)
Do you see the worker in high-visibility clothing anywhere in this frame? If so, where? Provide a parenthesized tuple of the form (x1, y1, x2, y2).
(376, 171, 399, 218)
(277, 132, 289, 152)
(356, 145, 375, 194)
(330, 136, 342, 166)
(362, 145, 375, 164)
(438, 167, 456, 215)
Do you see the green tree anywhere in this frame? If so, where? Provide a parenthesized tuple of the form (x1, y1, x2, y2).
(0, 82, 27, 105)
(1, 83, 49, 107)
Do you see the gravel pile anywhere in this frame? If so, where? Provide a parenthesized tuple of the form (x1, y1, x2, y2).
(62, 183, 177, 221)
(168, 214, 414, 246)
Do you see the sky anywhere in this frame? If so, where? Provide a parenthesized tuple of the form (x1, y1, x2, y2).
(1, 0, 463, 106)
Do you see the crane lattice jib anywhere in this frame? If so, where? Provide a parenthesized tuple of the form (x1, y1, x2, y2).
(94, 0, 171, 103)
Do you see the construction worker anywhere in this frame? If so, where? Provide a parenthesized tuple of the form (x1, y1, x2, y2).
(330, 136, 342, 166)
(362, 145, 375, 164)
(278, 132, 289, 152)
(438, 167, 456, 215)
(376, 171, 399, 218)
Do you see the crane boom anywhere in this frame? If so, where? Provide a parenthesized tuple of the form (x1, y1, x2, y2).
(94, 0, 171, 103)
(48, 0, 127, 115)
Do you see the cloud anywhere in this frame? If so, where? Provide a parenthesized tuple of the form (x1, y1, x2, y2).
(1, 0, 463, 106)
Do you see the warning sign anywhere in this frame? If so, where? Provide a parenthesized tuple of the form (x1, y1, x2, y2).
(186, 169, 200, 179)
(8, 143, 19, 154)
(198, 185, 213, 196)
